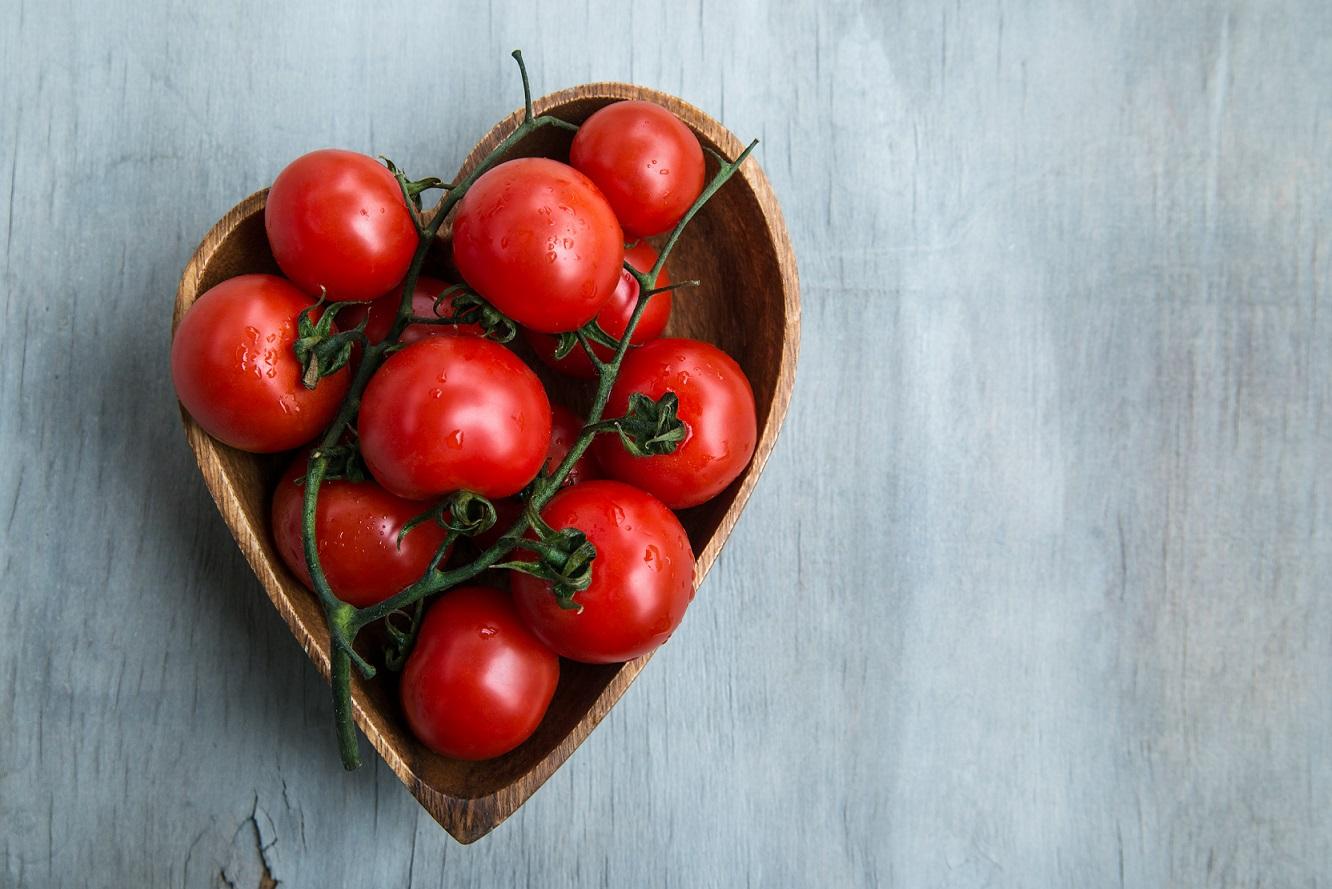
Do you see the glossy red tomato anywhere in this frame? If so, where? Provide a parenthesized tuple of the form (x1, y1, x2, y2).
(401, 586, 559, 760)
(594, 338, 756, 509)
(569, 101, 706, 238)
(171, 274, 349, 452)
(545, 403, 600, 487)
(265, 149, 417, 302)
(511, 481, 695, 663)
(525, 243, 673, 379)
(471, 403, 600, 550)
(358, 336, 551, 500)
(451, 157, 624, 333)
(338, 275, 483, 346)
(270, 456, 449, 607)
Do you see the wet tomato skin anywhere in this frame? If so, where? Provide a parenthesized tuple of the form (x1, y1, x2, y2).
(264, 149, 418, 302)
(511, 481, 695, 664)
(451, 157, 624, 334)
(270, 456, 449, 608)
(569, 100, 705, 238)
(470, 404, 600, 551)
(525, 243, 672, 379)
(357, 336, 552, 500)
(401, 586, 559, 760)
(594, 338, 756, 509)
(171, 273, 349, 453)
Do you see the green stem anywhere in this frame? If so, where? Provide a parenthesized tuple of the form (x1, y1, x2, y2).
(300, 53, 759, 767)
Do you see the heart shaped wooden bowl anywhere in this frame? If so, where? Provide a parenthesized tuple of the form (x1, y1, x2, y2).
(172, 83, 799, 843)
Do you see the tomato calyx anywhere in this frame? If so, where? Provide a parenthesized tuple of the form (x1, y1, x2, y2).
(381, 156, 453, 216)
(495, 523, 597, 612)
(587, 391, 688, 457)
(395, 490, 500, 549)
(294, 297, 368, 389)
(411, 288, 519, 344)
(304, 443, 369, 484)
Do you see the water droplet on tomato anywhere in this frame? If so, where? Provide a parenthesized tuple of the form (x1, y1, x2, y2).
(479, 626, 497, 639)
(446, 429, 464, 448)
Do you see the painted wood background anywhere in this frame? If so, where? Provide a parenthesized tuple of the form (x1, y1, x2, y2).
(2, 0, 1329, 886)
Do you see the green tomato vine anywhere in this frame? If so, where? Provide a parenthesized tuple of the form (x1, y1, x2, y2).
(297, 50, 757, 770)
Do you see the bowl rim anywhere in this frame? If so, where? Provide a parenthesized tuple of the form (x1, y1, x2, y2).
(172, 81, 800, 843)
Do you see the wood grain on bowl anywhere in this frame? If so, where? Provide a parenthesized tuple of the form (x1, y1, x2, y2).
(172, 83, 800, 843)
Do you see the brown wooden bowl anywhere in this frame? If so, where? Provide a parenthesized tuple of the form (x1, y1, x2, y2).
(172, 83, 799, 843)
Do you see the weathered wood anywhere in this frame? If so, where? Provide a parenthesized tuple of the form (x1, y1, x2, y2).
(3, 0, 1330, 885)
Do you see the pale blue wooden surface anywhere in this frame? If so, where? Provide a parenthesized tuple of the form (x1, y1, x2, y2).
(3, 0, 1330, 886)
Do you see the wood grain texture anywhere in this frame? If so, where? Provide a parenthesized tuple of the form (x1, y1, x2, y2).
(3, 0, 1330, 886)
(171, 83, 799, 844)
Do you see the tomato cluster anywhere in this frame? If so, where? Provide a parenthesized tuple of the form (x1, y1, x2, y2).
(171, 97, 757, 764)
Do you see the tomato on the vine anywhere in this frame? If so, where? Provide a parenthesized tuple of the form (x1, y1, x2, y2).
(569, 100, 706, 238)
(265, 149, 418, 302)
(171, 274, 349, 453)
(401, 586, 559, 760)
(525, 243, 672, 379)
(270, 457, 449, 608)
(471, 403, 600, 551)
(594, 338, 756, 509)
(338, 275, 483, 346)
(358, 336, 551, 500)
(451, 157, 624, 333)
(511, 481, 695, 664)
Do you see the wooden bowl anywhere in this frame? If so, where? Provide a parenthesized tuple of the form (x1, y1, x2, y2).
(172, 83, 800, 843)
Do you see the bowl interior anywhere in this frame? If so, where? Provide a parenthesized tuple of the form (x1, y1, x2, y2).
(176, 84, 797, 840)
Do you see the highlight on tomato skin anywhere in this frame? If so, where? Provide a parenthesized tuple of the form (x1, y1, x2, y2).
(570, 100, 706, 238)
(510, 480, 696, 664)
(264, 149, 418, 302)
(594, 337, 757, 509)
(357, 335, 553, 501)
(451, 157, 625, 334)
(524, 242, 673, 379)
(470, 403, 601, 551)
(269, 456, 450, 608)
(400, 586, 560, 761)
(171, 273, 350, 453)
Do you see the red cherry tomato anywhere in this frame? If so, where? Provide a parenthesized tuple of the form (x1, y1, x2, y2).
(511, 481, 695, 664)
(265, 149, 418, 302)
(525, 243, 673, 379)
(171, 274, 349, 453)
(401, 586, 559, 760)
(471, 404, 600, 551)
(451, 157, 624, 333)
(358, 336, 551, 500)
(337, 275, 483, 346)
(270, 457, 449, 608)
(545, 404, 600, 487)
(569, 101, 706, 238)
(594, 338, 756, 509)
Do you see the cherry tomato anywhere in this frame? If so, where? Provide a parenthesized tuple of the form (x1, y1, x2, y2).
(594, 338, 756, 509)
(451, 157, 624, 333)
(270, 456, 449, 608)
(401, 586, 559, 760)
(171, 274, 349, 453)
(525, 243, 672, 379)
(265, 149, 417, 302)
(358, 336, 551, 500)
(511, 481, 694, 664)
(569, 100, 706, 238)
(471, 404, 600, 551)
(545, 404, 600, 487)
(338, 275, 483, 347)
